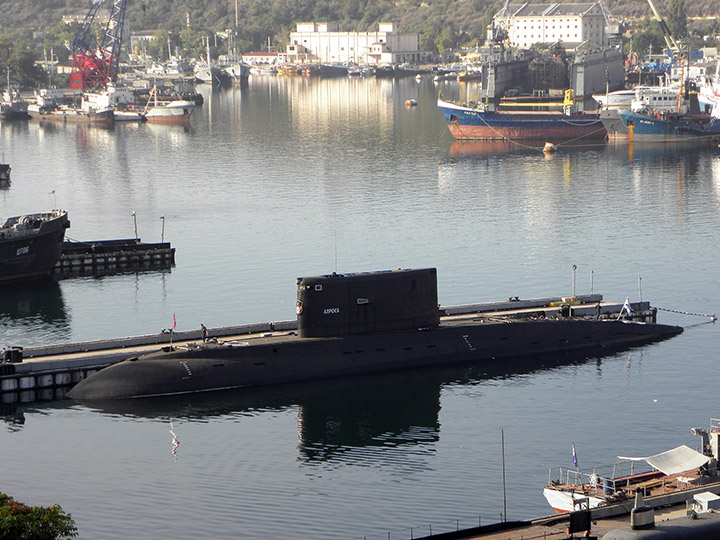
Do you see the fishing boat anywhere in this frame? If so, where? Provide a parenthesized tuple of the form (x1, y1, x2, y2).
(67, 267, 683, 400)
(1, 69, 30, 120)
(143, 87, 194, 125)
(600, 88, 720, 143)
(0, 210, 70, 282)
(544, 419, 720, 514)
(437, 91, 606, 141)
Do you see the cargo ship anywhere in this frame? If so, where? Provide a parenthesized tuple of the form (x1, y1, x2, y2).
(68, 267, 683, 400)
(0, 210, 70, 282)
(437, 92, 607, 141)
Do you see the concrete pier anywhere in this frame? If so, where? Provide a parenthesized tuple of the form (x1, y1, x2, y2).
(54, 238, 175, 276)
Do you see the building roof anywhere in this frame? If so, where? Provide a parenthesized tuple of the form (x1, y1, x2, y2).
(497, 3, 599, 18)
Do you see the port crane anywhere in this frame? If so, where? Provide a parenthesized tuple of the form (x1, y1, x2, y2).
(645, 0, 686, 113)
(70, 0, 128, 90)
(645, 0, 681, 57)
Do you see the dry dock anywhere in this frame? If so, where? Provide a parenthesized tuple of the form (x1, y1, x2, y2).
(0, 294, 654, 404)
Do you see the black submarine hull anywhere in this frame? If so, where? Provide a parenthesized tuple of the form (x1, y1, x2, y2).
(67, 318, 682, 400)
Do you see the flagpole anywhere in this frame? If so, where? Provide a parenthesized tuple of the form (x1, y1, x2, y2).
(501, 429, 507, 522)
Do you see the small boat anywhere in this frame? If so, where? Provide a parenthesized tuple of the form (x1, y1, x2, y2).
(437, 91, 607, 142)
(113, 109, 146, 122)
(544, 419, 720, 514)
(0, 210, 70, 282)
(222, 63, 251, 84)
(404, 99, 418, 107)
(250, 64, 277, 76)
(37, 105, 114, 125)
(0, 163, 10, 183)
(143, 86, 194, 125)
(1, 69, 30, 120)
(542, 141, 557, 153)
(276, 64, 300, 75)
(456, 70, 483, 82)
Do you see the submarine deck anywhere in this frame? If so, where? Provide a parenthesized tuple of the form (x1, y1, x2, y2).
(1, 294, 659, 403)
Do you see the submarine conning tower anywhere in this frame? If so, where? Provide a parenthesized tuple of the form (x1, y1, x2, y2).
(296, 268, 439, 338)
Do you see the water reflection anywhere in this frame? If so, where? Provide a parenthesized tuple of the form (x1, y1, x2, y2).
(41, 347, 629, 460)
(0, 277, 67, 323)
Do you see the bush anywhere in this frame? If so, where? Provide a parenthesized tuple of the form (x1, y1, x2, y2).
(0, 492, 78, 540)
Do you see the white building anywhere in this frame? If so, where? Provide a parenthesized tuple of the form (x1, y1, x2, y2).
(284, 22, 426, 65)
(493, 3, 608, 50)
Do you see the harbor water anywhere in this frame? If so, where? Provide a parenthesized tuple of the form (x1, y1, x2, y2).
(0, 75, 719, 539)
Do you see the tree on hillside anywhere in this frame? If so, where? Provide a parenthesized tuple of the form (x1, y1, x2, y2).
(667, 0, 687, 39)
(629, 18, 666, 56)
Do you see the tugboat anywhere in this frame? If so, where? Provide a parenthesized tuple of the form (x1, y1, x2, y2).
(68, 267, 683, 400)
(0, 210, 70, 282)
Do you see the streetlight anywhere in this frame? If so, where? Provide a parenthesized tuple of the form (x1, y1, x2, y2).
(132, 211, 138, 242)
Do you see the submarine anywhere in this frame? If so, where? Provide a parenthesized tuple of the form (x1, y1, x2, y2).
(67, 267, 683, 400)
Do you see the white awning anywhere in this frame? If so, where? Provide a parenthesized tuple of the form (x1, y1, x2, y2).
(617, 444, 710, 476)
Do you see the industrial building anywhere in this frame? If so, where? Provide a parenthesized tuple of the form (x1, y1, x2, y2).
(283, 22, 427, 65)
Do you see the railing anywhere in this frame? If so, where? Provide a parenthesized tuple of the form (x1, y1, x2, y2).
(352, 514, 510, 540)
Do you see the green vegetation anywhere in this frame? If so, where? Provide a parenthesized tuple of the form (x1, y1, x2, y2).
(0, 492, 78, 540)
(0, 0, 717, 87)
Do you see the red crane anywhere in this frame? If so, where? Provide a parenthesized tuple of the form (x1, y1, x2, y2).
(70, 0, 128, 90)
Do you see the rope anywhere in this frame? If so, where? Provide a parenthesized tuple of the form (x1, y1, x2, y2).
(655, 306, 717, 321)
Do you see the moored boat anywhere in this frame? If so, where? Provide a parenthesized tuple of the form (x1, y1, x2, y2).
(544, 419, 720, 514)
(437, 93, 607, 142)
(1, 68, 30, 120)
(601, 100, 720, 143)
(143, 86, 194, 125)
(0, 210, 70, 282)
(0, 163, 10, 183)
(67, 267, 682, 400)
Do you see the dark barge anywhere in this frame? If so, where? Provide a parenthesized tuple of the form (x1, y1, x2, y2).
(67, 267, 683, 400)
(0, 210, 70, 282)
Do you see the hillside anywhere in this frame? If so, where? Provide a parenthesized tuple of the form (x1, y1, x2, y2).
(0, 0, 716, 39)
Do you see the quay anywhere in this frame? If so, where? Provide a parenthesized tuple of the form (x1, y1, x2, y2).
(0, 294, 654, 404)
(53, 238, 175, 276)
(412, 503, 714, 540)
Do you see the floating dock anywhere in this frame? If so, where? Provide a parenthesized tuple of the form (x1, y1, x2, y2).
(53, 238, 175, 276)
(0, 294, 658, 404)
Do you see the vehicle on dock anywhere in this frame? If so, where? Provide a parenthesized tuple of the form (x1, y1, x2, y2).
(0, 210, 70, 282)
(67, 267, 682, 400)
(437, 90, 607, 142)
(544, 420, 720, 514)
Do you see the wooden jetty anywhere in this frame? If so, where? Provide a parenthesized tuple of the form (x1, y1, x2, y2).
(54, 238, 175, 276)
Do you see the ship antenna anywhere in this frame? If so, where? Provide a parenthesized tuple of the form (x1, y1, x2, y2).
(334, 227, 338, 274)
(49, 190, 57, 209)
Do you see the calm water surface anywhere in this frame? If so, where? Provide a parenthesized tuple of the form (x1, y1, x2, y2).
(0, 76, 718, 539)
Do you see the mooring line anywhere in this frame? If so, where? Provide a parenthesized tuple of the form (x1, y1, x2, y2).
(655, 306, 717, 321)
